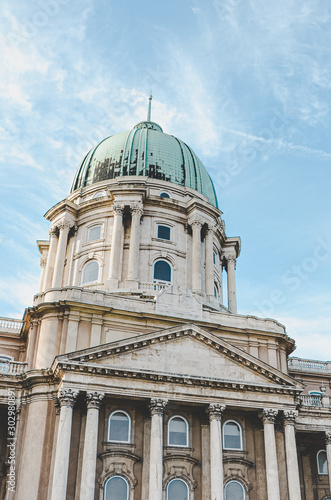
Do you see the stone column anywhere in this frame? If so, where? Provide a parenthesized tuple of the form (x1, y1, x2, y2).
(43, 226, 58, 290)
(38, 257, 47, 293)
(326, 431, 331, 494)
(127, 203, 143, 282)
(52, 221, 72, 288)
(284, 410, 301, 500)
(208, 403, 226, 500)
(190, 219, 203, 292)
(80, 392, 104, 500)
(205, 227, 215, 298)
(148, 398, 167, 500)
(109, 204, 124, 281)
(260, 409, 280, 500)
(225, 254, 237, 313)
(50, 389, 78, 500)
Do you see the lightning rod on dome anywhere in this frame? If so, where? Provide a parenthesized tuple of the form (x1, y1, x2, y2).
(147, 92, 152, 121)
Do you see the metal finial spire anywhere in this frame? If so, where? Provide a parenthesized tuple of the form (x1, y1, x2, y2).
(147, 92, 152, 121)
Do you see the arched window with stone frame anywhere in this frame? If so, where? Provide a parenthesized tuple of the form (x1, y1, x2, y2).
(104, 475, 129, 500)
(317, 449, 328, 475)
(166, 478, 190, 500)
(224, 479, 246, 500)
(81, 259, 100, 285)
(167, 415, 189, 447)
(107, 410, 131, 443)
(223, 420, 243, 450)
(153, 259, 172, 284)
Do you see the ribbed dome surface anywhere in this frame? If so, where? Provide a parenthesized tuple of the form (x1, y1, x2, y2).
(71, 121, 218, 207)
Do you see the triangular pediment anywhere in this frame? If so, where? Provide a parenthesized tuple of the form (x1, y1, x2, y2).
(56, 324, 300, 391)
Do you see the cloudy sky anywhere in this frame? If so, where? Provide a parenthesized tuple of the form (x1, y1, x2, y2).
(1, 0, 331, 360)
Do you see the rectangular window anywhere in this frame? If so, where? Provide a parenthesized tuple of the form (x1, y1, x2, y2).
(157, 225, 171, 240)
(88, 225, 102, 242)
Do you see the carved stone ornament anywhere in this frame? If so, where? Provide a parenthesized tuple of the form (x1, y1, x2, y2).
(58, 388, 79, 408)
(149, 398, 168, 416)
(225, 254, 236, 265)
(325, 430, 331, 445)
(40, 257, 47, 267)
(113, 203, 125, 215)
(86, 392, 105, 410)
(49, 226, 59, 237)
(188, 218, 203, 228)
(58, 220, 73, 231)
(207, 403, 226, 421)
(283, 410, 298, 425)
(55, 398, 61, 415)
(130, 203, 143, 217)
(260, 408, 278, 424)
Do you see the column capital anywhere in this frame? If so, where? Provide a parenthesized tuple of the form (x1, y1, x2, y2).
(206, 223, 217, 234)
(188, 217, 203, 228)
(113, 203, 125, 215)
(58, 220, 74, 231)
(283, 409, 298, 425)
(58, 388, 79, 408)
(86, 392, 104, 410)
(325, 430, 331, 445)
(49, 225, 59, 237)
(40, 257, 47, 267)
(149, 398, 168, 416)
(224, 253, 236, 266)
(260, 408, 278, 424)
(207, 403, 226, 421)
(130, 203, 143, 217)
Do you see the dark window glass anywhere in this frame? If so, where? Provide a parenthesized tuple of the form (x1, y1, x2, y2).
(157, 225, 171, 240)
(168, 417, 188, 446)
(104, 476, 128, 500)
(225, 481, 245, 500)
(167, 479, 189, 500)
(108, 412, 130, 442)
(224, 421, 241, 449)
(159, 192, 170, 198)
(154, 261, 171, 282)
(317, 450, 328, 474)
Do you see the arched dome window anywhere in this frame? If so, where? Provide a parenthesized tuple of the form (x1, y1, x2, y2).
(166, 479, 189, 500)
(104, 476, 129, 500)
(107, 411, 131, 443)
(223, 420, 243, 450)
(81, 260, 99, 284)
(317, 450, 328, 474)
(168, 416, 189, 447)
(153, 260, 171, 283)
(225, 480, 245, 500)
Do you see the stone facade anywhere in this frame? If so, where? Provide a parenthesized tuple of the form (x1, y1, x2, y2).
(0, 119, 330, 500)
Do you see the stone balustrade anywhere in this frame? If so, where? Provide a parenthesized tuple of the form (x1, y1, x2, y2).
(0, 360, 27, 375)
(0, 317, 23, 332)
(289, 357, 331, 373)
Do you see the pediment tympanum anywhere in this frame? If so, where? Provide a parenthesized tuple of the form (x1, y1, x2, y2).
(56, 324, 300, 392)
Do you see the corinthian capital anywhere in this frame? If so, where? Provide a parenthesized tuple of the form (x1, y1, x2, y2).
(40, 257, 47, 267)
(260, 408, 278, 424)
(188, 217, 203, 228)
(284, 410, 298, 425)
(113, 203, 125, 215)
(325, 430, 331, 445)
(58, 220, 73, 231)
(207, 403, 226, 421)
(58, 388, 79, 408)
(86, 392, 104, 410)
(49, 226, 59, 237)
(130, 203, 143, 217)
(149, 398, 168, 416)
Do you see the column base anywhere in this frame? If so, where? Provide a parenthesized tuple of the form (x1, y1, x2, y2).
(124, 279, 139, 290)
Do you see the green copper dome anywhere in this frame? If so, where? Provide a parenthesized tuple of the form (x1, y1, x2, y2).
(71, 120, 218, 207)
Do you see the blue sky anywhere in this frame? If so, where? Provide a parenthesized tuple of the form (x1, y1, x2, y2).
(1, 0, 331, 360)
